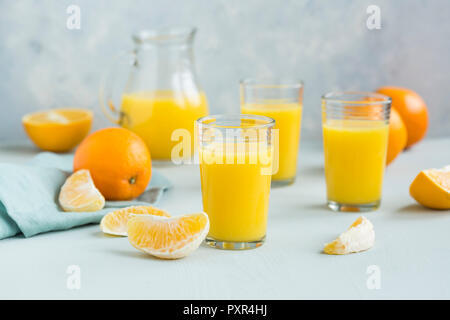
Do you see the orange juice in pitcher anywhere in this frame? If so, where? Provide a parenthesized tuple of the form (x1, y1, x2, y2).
(121, 91, 208, 159)
(100, 27, 208, 160)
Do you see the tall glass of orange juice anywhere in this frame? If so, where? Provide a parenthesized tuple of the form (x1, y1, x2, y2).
(197, 114, 275, 249)
(100, 27, 208, 161)
(322, 92, 391, 212)
(241, 78, 303, 186)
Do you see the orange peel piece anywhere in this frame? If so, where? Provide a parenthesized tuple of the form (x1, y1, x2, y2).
(324, 216, 375, 255)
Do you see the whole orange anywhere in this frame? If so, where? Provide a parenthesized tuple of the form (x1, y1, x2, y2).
(376, 86, 428, 148)
(73, 127, 152, 200)
(386, 108, 408, 165)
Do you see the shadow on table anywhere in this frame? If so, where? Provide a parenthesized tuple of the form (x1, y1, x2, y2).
(396, 204, 427, 214)
(301, 203, 329, 211)
(111, 248, 163, 261)
(298, 164, 324, 178)
(394, 203, 449, 218)
(91, 231, 113, 238)
(397, 203, 450, 214)
(0, 143, 40, 155)
(270, 202, 331, 222)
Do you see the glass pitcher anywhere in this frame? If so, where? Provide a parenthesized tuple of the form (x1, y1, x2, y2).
(100, 27, 209, 161)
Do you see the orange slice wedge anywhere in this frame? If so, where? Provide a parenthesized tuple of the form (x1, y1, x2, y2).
(22, 108, 92, 152)
(100, 206, 170, 236)
(409, 165, 450, 210)
(59, 169, 105, 212)
(127, 212, 209, 259)
(324, 216, 375, 255)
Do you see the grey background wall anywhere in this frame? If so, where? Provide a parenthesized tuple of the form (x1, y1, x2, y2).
(1, 0, 449, 142)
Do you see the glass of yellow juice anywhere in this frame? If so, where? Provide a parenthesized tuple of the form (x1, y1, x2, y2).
(321, 91, 392, 212)
(197, 114, 275, 249)
(240, 78, 303, 186)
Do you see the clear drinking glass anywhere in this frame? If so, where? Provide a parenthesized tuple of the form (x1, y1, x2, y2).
(100, 27, 208, 161)
(197, 114, 275, 249)
(321, 92, 391, 212)
(240, 78, 303, 186)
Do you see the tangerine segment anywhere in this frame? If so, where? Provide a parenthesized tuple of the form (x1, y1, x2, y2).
(324, 216, 375, 255)
(59, 169, 105, 212)
(127, 212, 209, 259)
(100, 206, 170, 236)
(409, 166, 450, 210)
(22, 108, 92, 152)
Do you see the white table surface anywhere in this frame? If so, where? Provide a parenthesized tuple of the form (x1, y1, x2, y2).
(0, 137, 449, 299)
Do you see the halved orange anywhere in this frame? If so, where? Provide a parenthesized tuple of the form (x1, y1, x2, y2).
(100, 206, 170, 236)
(127, 212, 209, 259)
(23, 108, 92, 152)
(410, 165, 450, 210)
(59, 169, 105, 212)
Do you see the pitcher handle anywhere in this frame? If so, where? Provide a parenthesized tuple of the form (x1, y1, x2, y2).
(99, 51, 136, 124)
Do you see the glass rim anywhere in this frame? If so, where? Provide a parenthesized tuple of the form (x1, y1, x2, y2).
(196, 114, 275, 129)
(240, 77, 304, 89)
(322, 91, 391, 105)
(133, 26, 196, 43)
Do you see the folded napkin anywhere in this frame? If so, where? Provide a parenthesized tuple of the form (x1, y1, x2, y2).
(0, 152, 172, 240)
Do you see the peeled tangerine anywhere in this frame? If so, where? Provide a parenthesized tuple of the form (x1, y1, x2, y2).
(409, 165, 450, 210)
(59, 169, 105, 212)
(100, 206, 170, 236)
(324, 216, 375, 255)
(127, 212, 209, 259)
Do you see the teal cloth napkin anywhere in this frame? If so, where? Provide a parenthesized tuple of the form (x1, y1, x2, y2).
(0, 152, 172, 239)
